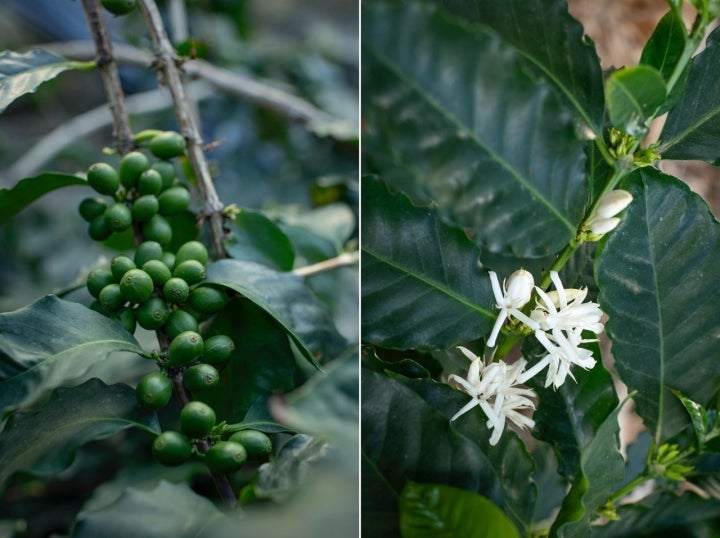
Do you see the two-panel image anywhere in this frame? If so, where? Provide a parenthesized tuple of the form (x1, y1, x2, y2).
(1, 0, 720, 536)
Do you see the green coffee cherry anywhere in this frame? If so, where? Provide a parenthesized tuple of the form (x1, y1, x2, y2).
(150, 131, 186, 159)
(157, 186, 191, 215)
(152, 160, 176, 190)
(175, 240, 208, 266)
(183, 363, 219, 392)
(88, 214, 112, 241)
(79, 197, 109, 222)
(165, 309, 199, 340)
(136, 371, 172, 410)
(98, 283, 125, 310)
(229, 430, 272, 459)
(205, 441, 247, 475)
(179, 401, 216, 438)
(134, 241, 163, 267)
(87, 162, 119, 195)
(142, 259, 172, 287)
(152, 431, 192, 466)
(202, 334, 234, 364)
(119, 151, 150, 189)
(89, 300, 113, 316)
(104, 203, 132, 232)
(115, 307, 136, 333)
(110, 256, 136, 281)
(135, 296, 171, 330)
(143, 214, 173, 245)
(161, 251, 176, 271)
(119, 269, 154, 303)
(101, 0, 137, 16)
(163, 277, 190, 304)
(166, 330, 204, 367)
(173, 260, 205, 285)
(87, 267, 115, 298)
(189, 286, 228, 314)
(138, 169, 163, 196)
(131, 194, 159, 222)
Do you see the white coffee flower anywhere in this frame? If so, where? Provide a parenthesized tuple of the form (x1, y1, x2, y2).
(520, 330, 596, 389)
(584, 190, 633, 236)
(449, 347, 536, 446)
(487, 269, 539, 348)
(531, 271, 604, 335)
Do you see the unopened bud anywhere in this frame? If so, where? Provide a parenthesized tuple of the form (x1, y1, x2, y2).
(595, 190, 633, 219)
(505, 269, 534, 308)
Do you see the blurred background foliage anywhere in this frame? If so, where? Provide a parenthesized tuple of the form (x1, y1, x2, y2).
(0, 1, 357, 536)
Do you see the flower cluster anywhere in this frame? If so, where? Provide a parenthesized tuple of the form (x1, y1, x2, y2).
(450, 269, 605, 445)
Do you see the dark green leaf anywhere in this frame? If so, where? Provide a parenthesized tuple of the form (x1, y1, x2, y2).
(361, 368, 535, 534)
(596, 168, 720, 442)
(205, 259, 346, 366)
(606, 66, 666, 137)
(550, 398, 626, 537)
(361, 176, 495, 350)
(194, 299, 296, 423)
(661, 26, 720, 162)
(0, 295, 143, 414)
(640, 9, 687, 83)
(0, 379, 159, 493)
(224, 209, 295, 271)
(399, 481, 519, 538)
(362, 2, 588, 258)
(526, 340, 619, 479)
(0, 49, 89, 114)
(73, 480, 238, 538)
(432, 0, 605, 132)
(0, 172, 86, 226)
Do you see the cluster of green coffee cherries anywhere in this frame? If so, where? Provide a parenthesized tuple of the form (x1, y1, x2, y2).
(82, 132, 272, 474)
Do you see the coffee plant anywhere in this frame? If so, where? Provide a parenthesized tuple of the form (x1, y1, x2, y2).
(362, 0, 720, 537)
(0, 1, 358, 536)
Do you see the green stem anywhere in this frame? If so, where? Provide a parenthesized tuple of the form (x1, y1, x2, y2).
(605, 474, 648, 506)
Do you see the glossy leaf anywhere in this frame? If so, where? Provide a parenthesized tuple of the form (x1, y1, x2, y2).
(430, 0, 605, 132)
(640, 9, 687, 82)
(205, 259, 346, 366)
(0, 49, 89, 114)
(550, 398, 625, 537)
(0, 295, 143, 414)
(671, 389, 712, 451)
(399, 481, 519, 538)
(661, 26, 720, 162)
(361, 176, 495, 350)
(525, 340, 619, 479)
(606, 66, 666, 137)
(73, 480, 238, 538)
(224, 209, 295, 271)
(194, 299, 296, 423)
(0, 379, 159, 492)
(362, 2, 588, 258)
(596, 168, 720, 442)
(361, 369, 535, 534)
(0, 172, 87, 226)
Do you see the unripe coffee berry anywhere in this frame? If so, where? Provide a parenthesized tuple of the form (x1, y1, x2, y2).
(165, 309, 200, 340)
(98, 283, 125, 310)
(166, 330, 204, 367)
(115, 307, 136, 334)
(152, 431, 192, 466)
(111, 256, 136, 281)
(136, 371, 172, 410)
(179, 401, 216, 438)
(135, 296, 171, 330)
(183, 363, 220, 392)
(143, 214, 173, 245)
(152, 160, 176, 190)
(134, 241, 163, 267)
(150, 131, 186, 159)
(157, 186, 191, 215)
(101, 0, 137, 16)
(104, 203, 132, 232)
(79, 197, 109, 222)
(119, 151, 150, 189)
(189, 286, 228, 314)
(87, 267, 115, 298)
(229, 430, 272, 459)
(87, 162, 119, 195)
(131, 194, 159, 222)
(202, 334, 234, 364)
(173, 260, 205, 285)
(88, 214, 112, 241)
(205, 441, 247, 475)
(163, 277, 190, 304)
(138, 169, 163, 196)
(142, 259, 172, 287)
(119, 269, 154, 303)
(175, 240, 208, 266)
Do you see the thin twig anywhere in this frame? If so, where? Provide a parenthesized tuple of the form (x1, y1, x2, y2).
(136, 0, 226, 258)
(79, 0, 134, 155)
(292, 251, 359, 278)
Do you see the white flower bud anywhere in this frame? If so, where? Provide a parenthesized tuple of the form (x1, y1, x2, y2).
(595, 190, 633, 219)
(588, 216, 620, 235)
(505, 269, 534, 309)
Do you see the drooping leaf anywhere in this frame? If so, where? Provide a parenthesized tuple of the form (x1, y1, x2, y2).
(0, 49, 91, 114)
(596, 168, 720, 442)
(361, 176, 495, 350)
(525, 340, 619, 479)
(430, 0, 605, 133)
(0, 172, 87, 226)
(399, 481, 520, 538)
(550, 398, 626, 538)
(0, 295, 143, 414)
(362, 2, 588, 258)
(73, 480, 238, 538)
(205, 259, 346, 366)
(606, 66, 666, 137)
(0, 379, 159, 493)
(660, 26, 720, 162)
(224, 209, 295, 271)
(361, 369, 535, 535)
(193, 299, 296, 423)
